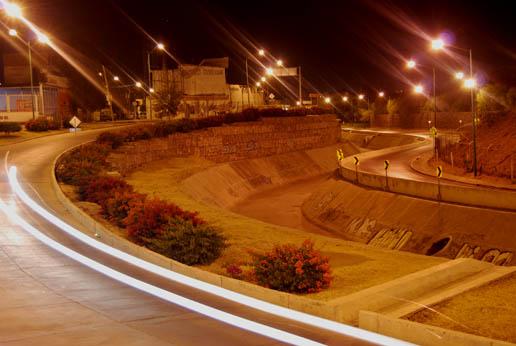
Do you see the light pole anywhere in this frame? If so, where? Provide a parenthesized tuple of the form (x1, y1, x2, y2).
(147, 43, 165, 120)
(8, 28, 49, 120)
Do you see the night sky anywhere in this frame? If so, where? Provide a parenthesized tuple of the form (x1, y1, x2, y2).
(12, 0, 516, 96)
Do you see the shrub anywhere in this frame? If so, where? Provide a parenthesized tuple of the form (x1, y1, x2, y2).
(252, 240, 332, 293)
(96, 131, 127, 149)
(78, 176, 132, 205)
(146, 218, 226, 265)
(25, 117, 59, 131)
(103, 190, 146, 227)
(124, 197, 204, 244)
(0, 122, 22, 134)
(55, 143, 110, 185)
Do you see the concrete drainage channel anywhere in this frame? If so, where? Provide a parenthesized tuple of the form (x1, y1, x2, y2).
(41, 144, 516, 346)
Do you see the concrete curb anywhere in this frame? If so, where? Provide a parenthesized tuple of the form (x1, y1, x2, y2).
(339, 136, 516, 211)
(410, 152, 516, 191)
(46, 141, 516, 326)
(359, 311, 515, 346)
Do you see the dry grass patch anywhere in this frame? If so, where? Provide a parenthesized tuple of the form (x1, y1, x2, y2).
(407, 273, 516, 343)
(125, 157, 445, 301)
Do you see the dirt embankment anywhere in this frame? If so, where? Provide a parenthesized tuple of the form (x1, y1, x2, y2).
(442, 112, 516, 178)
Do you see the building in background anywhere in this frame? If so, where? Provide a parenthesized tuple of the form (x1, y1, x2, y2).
(151, 57, 263, 117)
(0, 39, 72, 123)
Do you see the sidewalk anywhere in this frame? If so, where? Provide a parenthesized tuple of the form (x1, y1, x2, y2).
(411, 151, 516, 191)
(0, 120, 152, 147)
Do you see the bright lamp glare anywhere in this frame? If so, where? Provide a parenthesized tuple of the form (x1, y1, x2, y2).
(378, 91, 385, 97)
(414, 85, 424, 94)
(258, 49, 265, 56)
(8, 28, 17, 36)
(431, 38, 445, 50)
(276, 59, 283, 66)
(455, 72, 465, 80)
(324, 97, 331, 104)
(4, 2, 22, 18)
(37, 33, 50, 44)
(135, 82, 142, 88)
(266, 67, 273, 75)
(157, 43, 165, 50)
(296, 101, 301, 106)
(342, 96, 348, 102)
(464, 78, 476, 89)
(256, 82, 261, 87)
(406, 60, 416, 69)
(149, 88, 155, 93)
(261, 76, 266, 82)
(113, 76, 120, 82)
(358, 94, 364, 100)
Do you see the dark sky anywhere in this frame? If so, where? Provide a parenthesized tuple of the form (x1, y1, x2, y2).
(13, 0, 516, 95)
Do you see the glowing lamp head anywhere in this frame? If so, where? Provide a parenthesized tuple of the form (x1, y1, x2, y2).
(276, 59, 283, 67)
(406, 60, 416, 69)
(358, 94, 365, 100)
(324, 97, 331, 104)
(296, 101, 301, 106)
(113, 76, 120, 82)
(98, 72, 103, 77)
(261, 76, 266, 82)
(431, 38, 445, 50)
(8, 29, 17, 37)
(464, 78, 477, 89)
(157, 43, 165, 50)
(256, 82, 261, 87)
(414, 85, 424, 94)
(37, 33, 50, 44)
(5, 2, 22, 18)
(135, 82, 142, 88)
(149, 88, 155, 93)
(342, 96, 348, 102)
(455, 71, 465, 80)
(258, 49, 265, 56)
(378, 91, 385, 97)
(266, 67, 273, 76)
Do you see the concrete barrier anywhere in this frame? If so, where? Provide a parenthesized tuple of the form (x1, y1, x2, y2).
(359, 311, 514, 346)
(339, 136, 516, 211)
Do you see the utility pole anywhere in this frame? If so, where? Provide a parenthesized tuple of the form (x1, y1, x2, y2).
(101, 65, 114, 121)
(469, 49, 478, 177)
(28, 40, 36, 120)
(298, 66, 302, 106)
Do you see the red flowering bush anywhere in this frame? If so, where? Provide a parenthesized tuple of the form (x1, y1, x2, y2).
(25, 117, 60, 131)
(55, 143, 110, 185)
(124, 197, 204, 244)
(102, 190, 146, 227)
(78, 176, 132, 205)
(252, 240, 332, 293)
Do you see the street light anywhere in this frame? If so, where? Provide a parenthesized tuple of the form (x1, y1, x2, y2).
(266, 67, 274, 75)
(98, 72, 103, 77)
(37, 33, 50, 44)
(406, 59, 416, 69)
(146, 42, 165, 120)
(4, 2, 22, 18)
(135, 82, 142, 88)
(324, 97, 331, 104)
(378, 91, 385, 97)
(414, 84, 424, 94)
(261, 76, 266, 82)
(464, 78, 476, 89)
(431, 38, 445, 51)
(113, 76, 120, 82)
(455, 71, 465, 80)
(276, 59, 283, 67)
(256, 82, 261, 87)
(358, 94, 364, 100)
(258, 49, 265, 56)
(8, 28, 17, 37)
(342, 96, 348, 102)
(149, 88, 155, 93)
(296, 101, 301, 106)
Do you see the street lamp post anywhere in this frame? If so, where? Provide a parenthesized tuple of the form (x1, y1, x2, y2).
(468, 49, 478, 176)
(147, 43, 165, 120)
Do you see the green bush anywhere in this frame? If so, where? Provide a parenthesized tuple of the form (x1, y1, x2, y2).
(25, 117, 59, 131)
(147, 218, 226, 265)
(0, 122, 22, 134)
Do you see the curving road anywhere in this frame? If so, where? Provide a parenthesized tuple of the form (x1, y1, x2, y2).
(0, 128, 384, 345)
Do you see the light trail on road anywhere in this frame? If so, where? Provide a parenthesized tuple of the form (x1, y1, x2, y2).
(5, 159, 412, 346)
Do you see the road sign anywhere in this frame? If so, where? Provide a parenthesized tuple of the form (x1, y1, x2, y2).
(429, 126, 438, 137)
(384, 160, 390, 170)
(69, 116, 81, 128)
(353, 156, 359, 165)
(436, 165, 443, 178)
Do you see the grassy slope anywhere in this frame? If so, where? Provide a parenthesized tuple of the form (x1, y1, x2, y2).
(125, 156, 444, 301)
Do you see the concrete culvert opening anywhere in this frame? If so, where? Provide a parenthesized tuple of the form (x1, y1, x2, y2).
(426, 237, 452, 256)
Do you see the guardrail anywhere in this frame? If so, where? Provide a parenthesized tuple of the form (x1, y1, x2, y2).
(339, 134, 516, 211)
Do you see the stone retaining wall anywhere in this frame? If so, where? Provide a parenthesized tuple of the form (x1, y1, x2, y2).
(108, 115, 340, 175)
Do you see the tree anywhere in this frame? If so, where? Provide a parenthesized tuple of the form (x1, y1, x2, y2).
(154, 82, 183, 118)
(387, 98, 400, 116)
